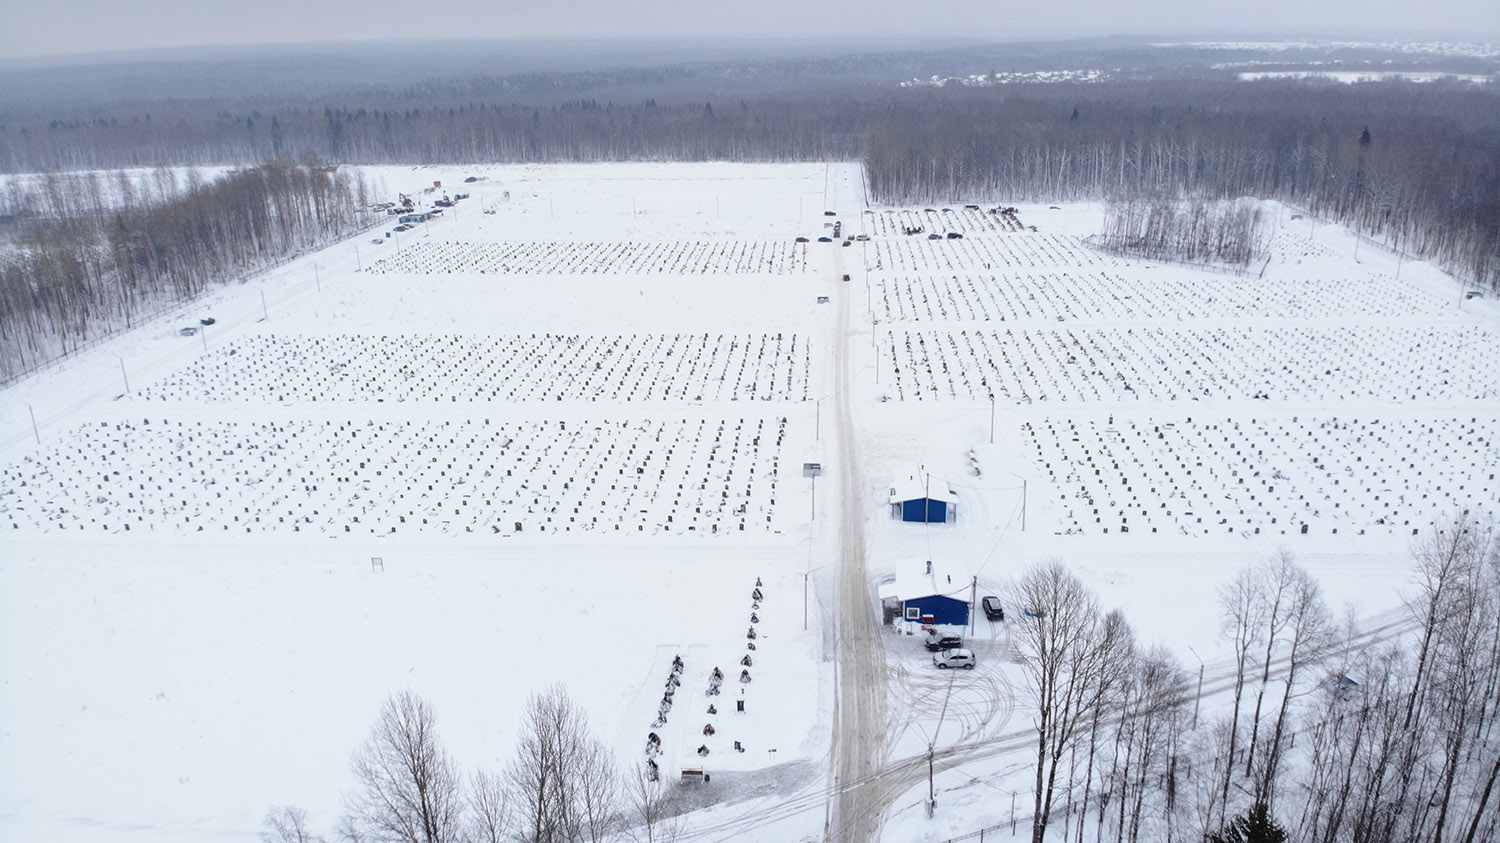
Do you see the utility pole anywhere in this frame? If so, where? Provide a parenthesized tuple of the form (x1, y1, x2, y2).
(314, 262, 321, 292)
(25, 402, 39, 445)
(1011, 473, 1028, 532)
(804, 565, 825, 632)
(354, 242, 361, 272)
(1188, 646, 1205, 729)
(261, 291, 269, 321)
(969, 576, 978, 635)
(114, 355, 130, 395)
(804, 570, 811, 631)
(989, 394, 995, 444)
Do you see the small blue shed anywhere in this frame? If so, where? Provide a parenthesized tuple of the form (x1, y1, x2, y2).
(879, 560, 972, 629)
(889, 468, 958, 524)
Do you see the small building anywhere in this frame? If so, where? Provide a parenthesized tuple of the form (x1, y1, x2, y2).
(889, 467, 958, 524)
(878, 559, 971, 629)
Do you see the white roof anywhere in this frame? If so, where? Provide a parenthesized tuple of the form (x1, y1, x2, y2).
(877, 559, 971, 602)
(888, 466, 958, 505)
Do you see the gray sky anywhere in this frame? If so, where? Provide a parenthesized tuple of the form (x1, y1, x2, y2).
(1, 0, 1496, 60)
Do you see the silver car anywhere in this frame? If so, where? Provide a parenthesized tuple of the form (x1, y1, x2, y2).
(934, 648, 976, 670)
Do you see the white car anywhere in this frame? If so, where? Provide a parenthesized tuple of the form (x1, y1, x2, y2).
(934, 648, 976, 670)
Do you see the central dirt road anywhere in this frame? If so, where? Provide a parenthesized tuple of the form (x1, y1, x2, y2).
(826, 162, 890, 843)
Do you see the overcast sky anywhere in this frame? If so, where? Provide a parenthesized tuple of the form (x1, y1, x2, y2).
(1, 0, 1496, 61)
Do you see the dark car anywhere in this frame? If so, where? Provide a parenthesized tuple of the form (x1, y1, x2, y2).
(982, 596, 1004, 621)
(946, 231, 963, 239)
(927, 233, 942, 240)
(925, 633, 964, 652)
(817, 236, 833, 243)
(823, 210, 837, 216)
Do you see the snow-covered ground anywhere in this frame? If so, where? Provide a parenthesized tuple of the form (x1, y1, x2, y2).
(1, 162, 1496, 842)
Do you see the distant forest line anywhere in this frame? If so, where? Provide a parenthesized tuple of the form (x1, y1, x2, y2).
(1, 74, 1497, 380)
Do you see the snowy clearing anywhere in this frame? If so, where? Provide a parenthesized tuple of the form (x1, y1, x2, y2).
(1, 161, 1497, 843)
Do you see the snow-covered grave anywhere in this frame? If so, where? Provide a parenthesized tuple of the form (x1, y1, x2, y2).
(871, 267, 1455, 323)
(134, 332, 812, 403)
(365, 239, 810, 275)
(880, 324, 1500, 404)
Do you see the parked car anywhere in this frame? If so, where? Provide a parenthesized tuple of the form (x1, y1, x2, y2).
(981, 596, 1004, 620)
(817, 236, 833, 243)
(934, 648, 976, 669)
(925, 633, 963, 652)
(927, 233, 942, 240)
(371, 238, 384, 245)
(855, 234, 870, 241)
(795, 236, 810, 243)
(199, 317, 216, 326)
(823, 210, 837, 216)
(946, 231, 964, 239)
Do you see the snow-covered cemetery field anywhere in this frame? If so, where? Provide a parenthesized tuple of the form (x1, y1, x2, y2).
(2, 161, 1497, 842)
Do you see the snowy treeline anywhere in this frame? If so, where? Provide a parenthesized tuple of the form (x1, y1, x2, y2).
(0, 164, 370, 381)
(1007, 514, 1500, 843)
(4, 78, 1495, 293)
(861, 88, 1499, 294)
(1096, 196, 1270, 267)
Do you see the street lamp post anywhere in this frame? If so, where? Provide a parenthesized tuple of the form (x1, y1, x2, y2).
(989, 394, 995, 444)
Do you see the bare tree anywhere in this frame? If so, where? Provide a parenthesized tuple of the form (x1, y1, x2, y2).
(1217, 565, 1268, 824)
(342, 690, 464, 843)
(506, 685, 620, 843)
(262, 805, 325, 843)
(624, 763, 681, 843)
(1257, 560, 1332, 803)
(1243, 550, 1299, 781)
(1008, 560, 1134, 843)
(466, 770, 510, 843)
